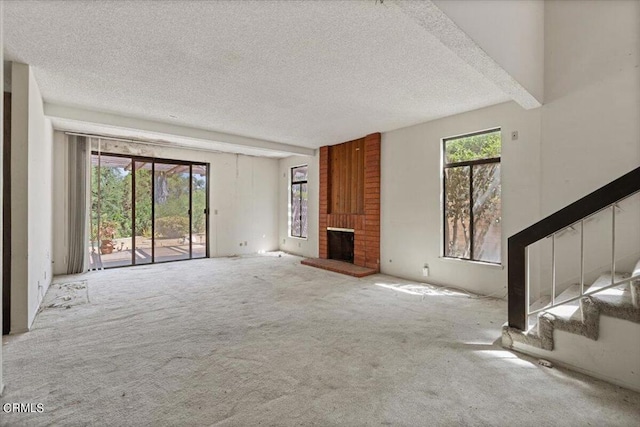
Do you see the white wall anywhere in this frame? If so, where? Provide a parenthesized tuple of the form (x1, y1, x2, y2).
(381, 101, 541, 296)
(10, 62, 53, 332)
(27, 67, 53, 327)
(433, 0, 544, 104)
(278, 154, 319, 258)
(513, 314, 640, 392)
(381, 0, 639, 300)
(540, 0, 639, 215)
(535, 0, 640, 297)
(52, 136, 280, 275)
(214, 153, 279, 256)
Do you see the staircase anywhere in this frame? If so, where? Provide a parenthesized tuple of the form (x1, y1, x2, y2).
(503, 262, 640, 391)
(504, 268, 640, 348)
(502, 167, 640, 392)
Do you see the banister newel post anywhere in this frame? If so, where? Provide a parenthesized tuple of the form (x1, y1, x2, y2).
(508, 239, 527, 331)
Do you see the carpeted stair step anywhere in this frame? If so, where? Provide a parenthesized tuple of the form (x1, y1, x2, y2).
(544, 272, 629, 322)
(543, 284, 583, 322)
(517, 285, 591, 348)
(528, 273, 627, 328)
(503, 268, 640, 351)
(526, 282, 587, 330)
(542, 272, 638, 342)
(582, 271, 639, 323)
(584, 272, 632, 303)
(527, 295, 551, 331)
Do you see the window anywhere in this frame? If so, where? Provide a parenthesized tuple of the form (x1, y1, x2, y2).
(90, 150, 209, 269)
(443, 128, 501, 264)
(290, 165, 308, 238)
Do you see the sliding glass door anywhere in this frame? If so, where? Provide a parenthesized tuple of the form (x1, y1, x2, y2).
(90, 154, 133, 269)
(134, 161, 153, 265)
(153, 162, 191, 263)
(90, 152, 209, 269)
(191, 165, 208, 259)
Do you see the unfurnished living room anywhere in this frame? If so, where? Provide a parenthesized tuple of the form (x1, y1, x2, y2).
(1, 0, 639, 426)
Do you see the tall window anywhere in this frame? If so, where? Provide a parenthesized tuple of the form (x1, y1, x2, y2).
(291, 165, 308, 238)
(443, 128, 502, 264)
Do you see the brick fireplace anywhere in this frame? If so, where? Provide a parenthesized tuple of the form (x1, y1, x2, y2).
(318, 133, 380, 272)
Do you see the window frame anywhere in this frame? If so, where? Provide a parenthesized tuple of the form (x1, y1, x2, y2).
(290, 164, 308, 239)
(442, 128, 502, 264)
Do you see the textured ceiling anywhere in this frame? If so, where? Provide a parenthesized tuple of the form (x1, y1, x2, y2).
(4, 0, 511, 149)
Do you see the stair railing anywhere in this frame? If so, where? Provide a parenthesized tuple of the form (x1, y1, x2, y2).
(508, 166, 640, 331)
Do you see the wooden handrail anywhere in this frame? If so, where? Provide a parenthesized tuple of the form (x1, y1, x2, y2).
(508, 166, 640, 330)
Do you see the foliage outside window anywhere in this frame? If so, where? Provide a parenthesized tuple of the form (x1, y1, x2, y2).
(90, 160, 133, 243)
(443, 129, 502, 264)
(291, 165, 308, 238)
(153, 168, 206, 238)
(90, 161, 207, 241)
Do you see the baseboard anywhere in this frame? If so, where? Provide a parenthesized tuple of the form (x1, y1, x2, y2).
(509, 343, 640, 393)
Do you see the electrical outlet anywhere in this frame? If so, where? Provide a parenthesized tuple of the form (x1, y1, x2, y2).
(239, 242, 243, 246)
(422, 264, 429, 277)
(214, 209, 218, 215)
(244, 241, 248, 246)
(511, 131, 519, 141)
(283, 239, 286, 244)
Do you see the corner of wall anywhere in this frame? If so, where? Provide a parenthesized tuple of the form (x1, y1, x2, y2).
(9, 62, 54, 333)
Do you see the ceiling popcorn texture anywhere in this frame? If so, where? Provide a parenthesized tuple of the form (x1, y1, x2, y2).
(4, 0, 511, 149)
(393, 0, 541, 109)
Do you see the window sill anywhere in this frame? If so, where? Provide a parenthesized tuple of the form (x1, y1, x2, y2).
(288, 236, 308, 241)
(439, 256, 504, 270)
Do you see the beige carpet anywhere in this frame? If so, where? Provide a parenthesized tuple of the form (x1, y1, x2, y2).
(1, 253, 639, 426)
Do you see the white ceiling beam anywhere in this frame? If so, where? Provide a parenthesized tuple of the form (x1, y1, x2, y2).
(44, 103, 315, 157)
(391, 0, 542, 109)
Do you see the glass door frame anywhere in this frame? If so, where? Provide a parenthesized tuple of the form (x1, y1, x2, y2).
(90, 150, 210, 268)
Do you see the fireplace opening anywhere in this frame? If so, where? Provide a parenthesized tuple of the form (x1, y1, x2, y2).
(327, 228, 354, 263)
